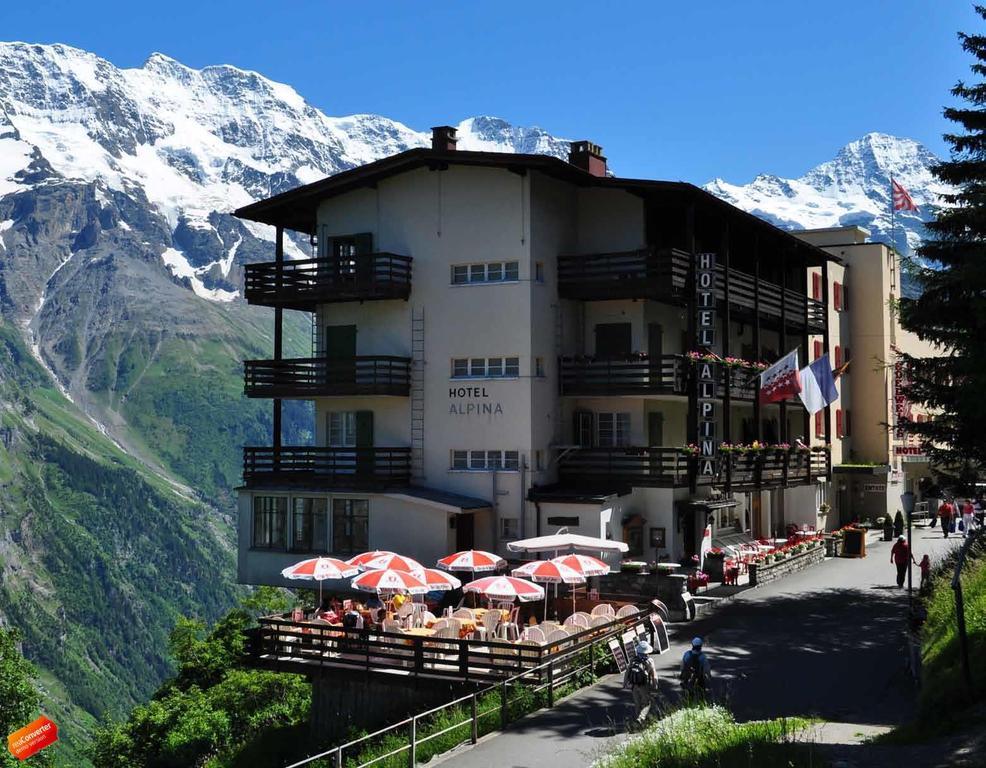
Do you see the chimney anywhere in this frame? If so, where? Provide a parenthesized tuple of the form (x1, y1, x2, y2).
(431, 126, 458, 152)
(569, 140, 607, 177)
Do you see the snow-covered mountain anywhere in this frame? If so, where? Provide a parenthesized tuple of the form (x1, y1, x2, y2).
(704, 132, 948, 256)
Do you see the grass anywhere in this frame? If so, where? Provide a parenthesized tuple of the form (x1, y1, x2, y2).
(593, 705, 815, 768)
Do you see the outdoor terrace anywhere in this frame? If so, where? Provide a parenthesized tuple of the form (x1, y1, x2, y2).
(557, 447, 830, 490)
(243, 356, 412, 398)
(557, 247, 826, 332)
(242, 446, 412, 489)
(244, 252, 412, 309)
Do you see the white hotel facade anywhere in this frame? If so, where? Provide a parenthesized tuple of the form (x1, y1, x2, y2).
(231, 128, 884, 588)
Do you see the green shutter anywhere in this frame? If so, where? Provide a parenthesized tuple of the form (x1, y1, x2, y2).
(355, 411, 374, 447)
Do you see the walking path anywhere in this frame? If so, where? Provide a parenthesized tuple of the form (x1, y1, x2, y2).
(438, 527, 958, 768)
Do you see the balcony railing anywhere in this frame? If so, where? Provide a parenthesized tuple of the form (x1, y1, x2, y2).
(557, 247, 825, 332)
(243, 446, 411, 489)
(559, 355, 685, 396)
(557, 447, 830, 490)
(244, 356, 411, 398)
(244, 253, 412, 309)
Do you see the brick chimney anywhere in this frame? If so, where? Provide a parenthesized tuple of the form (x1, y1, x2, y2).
(569, 140, 607, 176)
(431, 126, 458, 152)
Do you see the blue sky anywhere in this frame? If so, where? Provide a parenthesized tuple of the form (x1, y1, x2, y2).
(1, 1, 977, 182)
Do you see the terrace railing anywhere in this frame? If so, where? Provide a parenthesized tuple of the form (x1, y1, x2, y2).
(558, 355, 685, 396)
(244, 356, 412, 398)
(242, 446, 412, 489)
(244, 253, 412, 309)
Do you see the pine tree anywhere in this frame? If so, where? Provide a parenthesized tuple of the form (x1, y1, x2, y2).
(899, 6, 986, 489)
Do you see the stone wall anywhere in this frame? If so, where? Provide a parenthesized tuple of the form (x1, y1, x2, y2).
(599, 571, 691, 619)
(749, 545, 826, 587)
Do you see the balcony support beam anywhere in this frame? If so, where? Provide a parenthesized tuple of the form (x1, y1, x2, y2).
(273, 226, 284, 452)
(722, 223, 732, 491)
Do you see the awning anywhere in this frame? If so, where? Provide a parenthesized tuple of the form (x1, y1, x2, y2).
(382, 486, 492, 514)
(506, 533, 629, 555)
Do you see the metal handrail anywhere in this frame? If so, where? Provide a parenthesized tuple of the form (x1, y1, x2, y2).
(283, 609, 650, 768)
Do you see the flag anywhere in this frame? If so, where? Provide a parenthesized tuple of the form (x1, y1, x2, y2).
(699, 524, 712, 572)
(892, 179, 919, 212)
(798, 354, 840, 415)
(833, 358, 850, 379)
(759, 349, 802, 405)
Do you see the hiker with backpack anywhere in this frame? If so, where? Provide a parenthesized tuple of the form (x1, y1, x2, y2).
(680, 636, 712, 698)
(623, 640, 658, 725)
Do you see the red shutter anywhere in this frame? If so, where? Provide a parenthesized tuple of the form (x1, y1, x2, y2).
(833, 282, 843, 311)
(836, 409, 844, 438)
(815, 411, 823, 438)
(812, 273, 821, 300)
(813, 340, 823, 360)
(834, 346, 842, 368)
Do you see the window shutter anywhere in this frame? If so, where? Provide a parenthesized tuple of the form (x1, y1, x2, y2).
(355, 411, 374, 447)
(812, 273, 821, 301)
(813, 340, 823, 360)
(833, 282, 843, 311)
(836, 409, 843, 438)
(815, 411, 823, 438)
(354, 233, 373, 254)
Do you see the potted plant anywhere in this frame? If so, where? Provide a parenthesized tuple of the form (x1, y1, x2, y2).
(879, 515, 893, 541)
(703, 548, 726, 582)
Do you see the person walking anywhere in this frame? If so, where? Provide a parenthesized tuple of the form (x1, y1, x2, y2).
(890, 536, 916, 588)
(919, 554, 932, 592)
(938, 499, 954, 539)
(961, 498, 975, 536)
(624, 640, 658, 726)
(680, 636, 712, 699)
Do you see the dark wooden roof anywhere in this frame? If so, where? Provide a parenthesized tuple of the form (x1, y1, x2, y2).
(233, 147, 836, 265)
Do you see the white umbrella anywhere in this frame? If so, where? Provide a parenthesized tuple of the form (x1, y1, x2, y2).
(359, 553, 424, 573)
(463, 575, 545, 603)
(280, 556, 359, 607)
(506, 533, 628, 555)
(437, 550, 506, 573)
(512, 559, 585, 620)
(351, 568, 429, 595)
(407, 567, 462, 591)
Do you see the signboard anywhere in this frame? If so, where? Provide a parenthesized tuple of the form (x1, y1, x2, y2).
(695, 252, 718, 478)
(448, 385, 504, 419)
(893, 356, 911, 438)
(650, 614, 671, 654)
(863, 483, 887, 493)
(608, 638, 627, 672)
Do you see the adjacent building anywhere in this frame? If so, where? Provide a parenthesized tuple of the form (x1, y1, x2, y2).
(234, 128, 928, 588)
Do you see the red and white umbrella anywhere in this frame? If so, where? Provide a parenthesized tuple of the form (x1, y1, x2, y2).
(437, 550, 506, 573)
(360, 553, 423, 573)
(408, 567, 462, 591)
(550, 554, 611, 577)
(280, 557, 359, 606)
(512, 559, 585, 584)
(346, 550, 397, 567)
(351, 568, 429, 595)
(463, 575, 545, 603)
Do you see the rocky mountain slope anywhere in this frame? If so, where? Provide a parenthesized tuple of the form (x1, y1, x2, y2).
(0, 40, 948, 765)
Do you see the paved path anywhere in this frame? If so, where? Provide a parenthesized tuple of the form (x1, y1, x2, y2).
(438, 527, 959, 768)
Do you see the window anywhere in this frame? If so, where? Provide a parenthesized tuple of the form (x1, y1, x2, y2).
(836, 409, 844, 438)
(598, 413, 631, 447)
(327, 411, 356, 447)
(834, 346, 842, 368)
(815, 411, 824, 438)
(451, 450, 520, 471)
(500, 518, 519, 540)
(292, 497, 327, 552)
(811, 273, 821, 301)
(451, 261, 520, 285)
(535, 262, 545, 283)
(535, 357, 545, 378)
(833, 282, 843, 311)
(451, 356, 520, 379)
(813, 340, 823, 360)
(547, 516, 580, 527)
(332, 499, 369, 554)
(252, 496, 287, 549)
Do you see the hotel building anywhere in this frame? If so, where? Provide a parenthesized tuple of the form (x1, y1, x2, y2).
(233, 129, 923, 587)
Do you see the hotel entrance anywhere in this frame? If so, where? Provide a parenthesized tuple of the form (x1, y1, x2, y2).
(454, 513, 475, 551)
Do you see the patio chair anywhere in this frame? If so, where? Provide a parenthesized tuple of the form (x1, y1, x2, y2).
(615, 604, 638, 619)
(589, 615, 612, 629)
(476, 609, 501, 641)
(516, 640, 542, 668)
(499, 606, 521, 642)
(419, 611, 437, 627)
(590, 603, 615, 618)
(452, 608, 475, 621)
(521, 625, 546, 643)
(573, 610, 593, 625)
(396, 601, 415, 627)
(563, 613, 589, 630)
(381, 619, 403, 634)
(543, 629, 571, 653)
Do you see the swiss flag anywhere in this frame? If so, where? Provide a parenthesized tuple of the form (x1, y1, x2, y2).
(892, 179, 919, 212)
(759, 349, 802, 405)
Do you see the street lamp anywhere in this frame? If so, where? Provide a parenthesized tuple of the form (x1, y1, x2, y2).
(901, 491, 916, 614)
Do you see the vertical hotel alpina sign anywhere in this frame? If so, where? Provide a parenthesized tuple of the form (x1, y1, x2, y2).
(696, 253, 717, 478)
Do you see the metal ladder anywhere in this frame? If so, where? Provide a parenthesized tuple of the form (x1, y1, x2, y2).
(310, 311, 321, 357)
(410, 307, 426, 482)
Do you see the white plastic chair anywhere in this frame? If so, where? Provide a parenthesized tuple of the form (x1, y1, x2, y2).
(381, 619, 403, 634)
(590, 615, 611, 629)
(543, 629, 571, 651)
(615, 605, 637, 619)
(396, 601, 415, 626)
(419, 610, 437, 627)
(591, 603, 615, 618)
(452, 608, 475, 621)
(563, 613, 589, 630)
(522, 625, 546, 643)
(477, 609, 501, 641)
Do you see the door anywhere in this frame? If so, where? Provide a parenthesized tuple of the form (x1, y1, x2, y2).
(574, 411, 594, 447)
(647, 322, 664, 385)
(594, 323, 631, 359)
(455, 513, 475, 550)
(324, 325, 357, 389)
(647, 412, 664, 446)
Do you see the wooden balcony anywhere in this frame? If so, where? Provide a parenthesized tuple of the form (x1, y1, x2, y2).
(243, 446, 411, 489)
(244, 356, 411, 398)
(557, 247, 825, 332)
(559, 355, 685, 396)
(244, 253, 412, 309)
(557, 447, 830, 490)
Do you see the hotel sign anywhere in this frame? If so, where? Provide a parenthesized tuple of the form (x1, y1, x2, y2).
(448, 386, 504, 418)
(696, 252, 717, 478)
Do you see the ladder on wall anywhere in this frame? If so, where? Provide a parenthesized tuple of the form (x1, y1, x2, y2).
(310, 312, 322, 357)
(410, 307, 426, 482)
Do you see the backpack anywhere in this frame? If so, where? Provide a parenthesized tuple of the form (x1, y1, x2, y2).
(627, 657, 650, 686)
(681, 651, 706, 688)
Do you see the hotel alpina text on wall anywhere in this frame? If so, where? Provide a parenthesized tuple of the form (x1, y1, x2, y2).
(695, 252, 718, 479)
